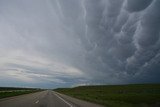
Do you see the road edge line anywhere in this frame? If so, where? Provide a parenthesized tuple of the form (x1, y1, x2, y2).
(54, 92, 73, 107)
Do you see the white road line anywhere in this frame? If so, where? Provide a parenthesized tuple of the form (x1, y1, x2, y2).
(54, 93, 73, 107)
(35, 100, 39, 104)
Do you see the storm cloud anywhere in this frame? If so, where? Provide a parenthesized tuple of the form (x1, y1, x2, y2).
(0, 0, 160, 88)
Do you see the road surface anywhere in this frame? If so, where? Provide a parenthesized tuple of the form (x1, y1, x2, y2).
(0, 90, 103, 107)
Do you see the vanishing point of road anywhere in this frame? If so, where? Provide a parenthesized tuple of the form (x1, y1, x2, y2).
(0, 90, 103, 107)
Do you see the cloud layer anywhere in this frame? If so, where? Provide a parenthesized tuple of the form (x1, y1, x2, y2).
(0, 0, 160, 88)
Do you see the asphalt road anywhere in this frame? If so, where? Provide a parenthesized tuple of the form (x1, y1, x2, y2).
(0, 90, 103, 107)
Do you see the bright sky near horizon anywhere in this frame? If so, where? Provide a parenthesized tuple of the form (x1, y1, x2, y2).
(0, 0, 160, 88)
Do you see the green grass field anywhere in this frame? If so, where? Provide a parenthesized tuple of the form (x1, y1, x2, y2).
(0, 87, 42, 99)
(54, 84, 160, 107)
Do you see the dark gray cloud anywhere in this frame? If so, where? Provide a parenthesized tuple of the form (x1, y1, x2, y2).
(0, 0, 159, 88)
(126, 0, 153, 12)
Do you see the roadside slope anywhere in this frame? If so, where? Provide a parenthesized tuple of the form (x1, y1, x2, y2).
(54, 84, 160, 107)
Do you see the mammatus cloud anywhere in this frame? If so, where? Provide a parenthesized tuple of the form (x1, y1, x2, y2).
(0, 0, 160, 88)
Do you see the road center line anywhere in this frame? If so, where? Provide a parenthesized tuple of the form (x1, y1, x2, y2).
(35, 100, 39, 104)
(54, 93, 73, 107)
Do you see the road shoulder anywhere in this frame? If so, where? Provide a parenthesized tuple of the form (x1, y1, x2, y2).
(53, 91, 104, 107)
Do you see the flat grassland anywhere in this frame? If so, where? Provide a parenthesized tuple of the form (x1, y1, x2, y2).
(0, 87, 41, 99)
(54, 84, 160, 107)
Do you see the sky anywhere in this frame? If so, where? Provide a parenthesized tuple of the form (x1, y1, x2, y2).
(0, 0, 160, 89)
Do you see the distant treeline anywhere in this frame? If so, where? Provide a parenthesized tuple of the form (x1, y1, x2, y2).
(0, 87, 41, 91)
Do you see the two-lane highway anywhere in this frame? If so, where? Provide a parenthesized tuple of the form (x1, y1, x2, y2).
(0, 90, 103, 107)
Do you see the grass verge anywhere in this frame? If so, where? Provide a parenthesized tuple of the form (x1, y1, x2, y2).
(54, 84, 160, 107)
(0, 87, 42, 99)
